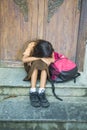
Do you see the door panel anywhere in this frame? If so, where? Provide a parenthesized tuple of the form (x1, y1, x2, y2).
(76, 0, 87, 71)
(0, 0, 81, 67)
(45, 0, 80, 60)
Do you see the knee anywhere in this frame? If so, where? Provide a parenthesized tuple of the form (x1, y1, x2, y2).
(41, 70, 47, 75)
(33, 68, 38, 73)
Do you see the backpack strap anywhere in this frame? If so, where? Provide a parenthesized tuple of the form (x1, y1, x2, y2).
(49, 72, 80, 100)
(73, 72, 81, 83)
(49, 79, 63, 101)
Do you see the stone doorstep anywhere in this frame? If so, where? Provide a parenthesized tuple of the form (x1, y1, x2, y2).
(0, 68, 87, 130)
(0, 68, 87, 87)
(0, 86, 87, 98)
(0, 68, 87, 98)
(0, 96, 87, 122)
(0, 123, 87, 130)
(0, 122, 87, 130)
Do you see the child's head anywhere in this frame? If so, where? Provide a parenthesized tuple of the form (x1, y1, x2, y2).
(33, 39, 54, 57)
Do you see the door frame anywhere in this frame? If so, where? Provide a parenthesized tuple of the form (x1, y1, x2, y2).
(76, 0, 87, 71)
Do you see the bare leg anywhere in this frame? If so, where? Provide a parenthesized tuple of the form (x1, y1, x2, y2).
(30, 69, 41, 107)
(31, 69, 38, 88)
(40, 70, 47, 88)
(39, 69, 50, 108)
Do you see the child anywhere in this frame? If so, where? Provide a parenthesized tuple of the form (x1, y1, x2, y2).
(22, 39, 54, 108)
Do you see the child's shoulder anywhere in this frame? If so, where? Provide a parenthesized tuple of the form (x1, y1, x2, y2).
(26, 41, 37, 51)
(27, 41, 36, 48)
(23, 41, 36, 56)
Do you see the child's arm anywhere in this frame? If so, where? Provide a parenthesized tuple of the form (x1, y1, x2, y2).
(41, 52, 55, 66)
(22, 55, 40, 63)
(41, 58, 54, 66)
(22, 41, 40, 63)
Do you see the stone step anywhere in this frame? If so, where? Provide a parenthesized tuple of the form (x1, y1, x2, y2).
(0, 68, 87, 100)
(0, 96, 87, 130)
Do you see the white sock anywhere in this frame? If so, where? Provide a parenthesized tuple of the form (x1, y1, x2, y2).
(38, 88, 45, 94)
(30, 88, 36, 93)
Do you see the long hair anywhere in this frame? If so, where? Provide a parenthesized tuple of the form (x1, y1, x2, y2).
(32, 39, 54, 57)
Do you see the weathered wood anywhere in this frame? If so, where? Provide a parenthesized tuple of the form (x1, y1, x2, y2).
(0, 1, 1, 58)
(30, 0, 38, 40)
(0, 0, 31, 63)
(45, 0, 80, 61)
(37, 0, 45, 39)
(76, 0, 87, 71)
(0, 0, 81, 68)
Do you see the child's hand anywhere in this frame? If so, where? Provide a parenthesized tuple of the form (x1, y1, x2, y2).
(41, 58, 54, 66)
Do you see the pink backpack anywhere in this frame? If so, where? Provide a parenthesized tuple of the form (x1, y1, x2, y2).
(49, 52, 80, 101)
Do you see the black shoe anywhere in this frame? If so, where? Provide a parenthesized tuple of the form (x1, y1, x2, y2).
(30, 92, 40, 107)
(38, 92, 50, 108)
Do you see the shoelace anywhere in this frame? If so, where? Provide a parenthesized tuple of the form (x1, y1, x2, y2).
(39, 93, 47, 101)
(30, 92, 38, 100)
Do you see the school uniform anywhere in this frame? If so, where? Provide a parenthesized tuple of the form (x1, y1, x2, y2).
(23, 42, 50, 81)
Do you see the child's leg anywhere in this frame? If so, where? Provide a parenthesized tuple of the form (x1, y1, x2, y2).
(30, 69, 41, 107)
(38, 69, 50, 107)
(29, 60, 49, 107)
(31, 68, 38, 88)
(40, 70, 47, 88)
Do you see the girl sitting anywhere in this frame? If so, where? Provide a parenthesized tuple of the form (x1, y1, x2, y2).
(22, 39, 55, 108)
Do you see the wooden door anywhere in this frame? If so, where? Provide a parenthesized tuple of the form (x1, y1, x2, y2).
(0, 0, 81, 68)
